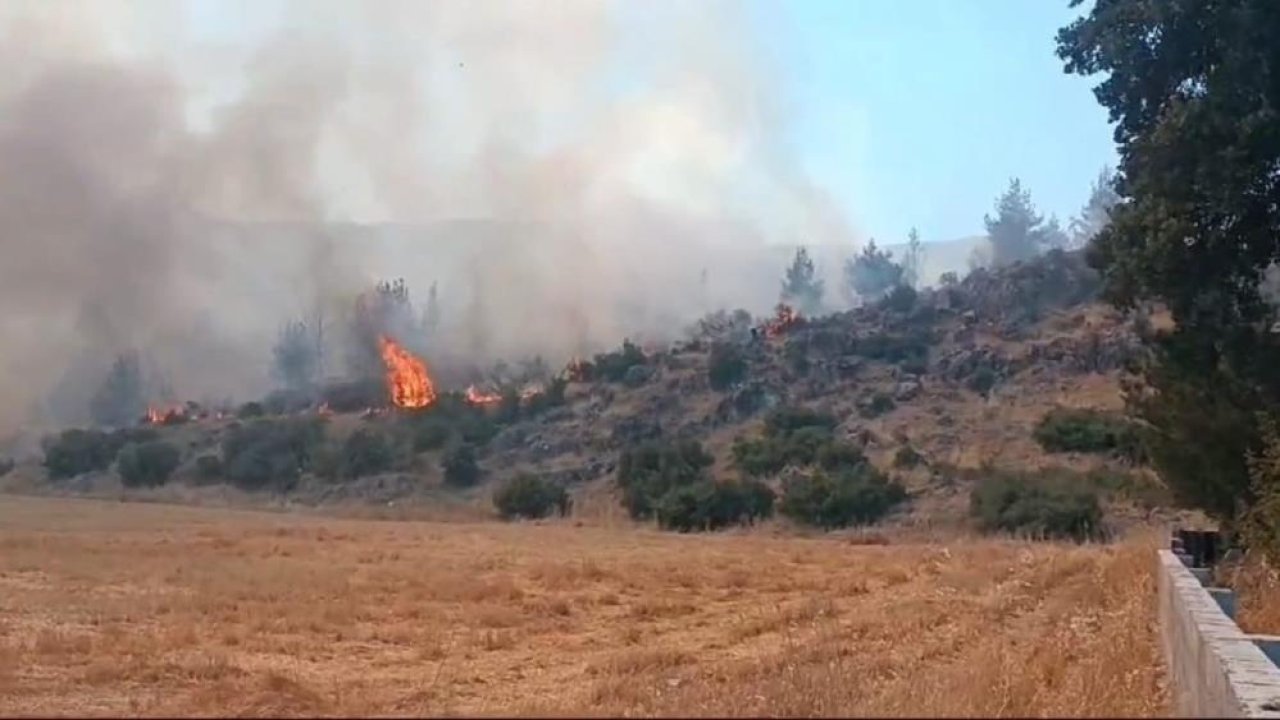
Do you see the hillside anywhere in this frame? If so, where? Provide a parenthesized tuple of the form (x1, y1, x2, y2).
(1, 248, 1189, 534)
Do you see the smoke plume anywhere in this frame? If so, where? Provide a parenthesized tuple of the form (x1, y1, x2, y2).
(0, 0, 860, 432)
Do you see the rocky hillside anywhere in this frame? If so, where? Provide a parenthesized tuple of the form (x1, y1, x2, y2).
(3, 249, 1181, 531)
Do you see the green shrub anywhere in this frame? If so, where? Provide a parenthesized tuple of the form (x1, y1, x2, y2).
(42, 428, 129, 479)
(442, 442, 481, 487)
(221, 417, 327, 492)
(881, 284, 918, 313)
(403, 397, 500, 452)
(616, 439, 714, 519)
(339, 428, 400, 478)
(0, 456, 12, 477)
(858, 392, 896, 418)
(592, 340, 647, 383)
(236, 401, 265, 419)
(708, 342, 748, 391)
(763, 406, 837, 438)
(1033, 408, 1144, 461)
(779, 466, 908, 529)
(784, 339, 811, 376)
(655, 479, 775, 532)
(494, 473, 571, 520)
(194, 454, 223, 482)
(967, 367, 997, 395)
(969, 471, 1103, 541)
(893, 445, 923, 469)
(853, 331, 931, 366)
(116, 440, 181, 488)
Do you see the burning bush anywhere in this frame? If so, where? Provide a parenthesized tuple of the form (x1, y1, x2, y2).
(779, 467, 908, 529)
(707, 342, 748, 391)
(221, 417, 327, 492)
(969, 470, 1103, 542)
(442, 441, 481, 487)
(493, 473, 571, 520)
(616, 439, 714, 520)
(116, 440, 181, 488)
(655, 479, 774, 532)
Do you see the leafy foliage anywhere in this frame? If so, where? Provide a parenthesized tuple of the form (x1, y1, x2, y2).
(893, 445, 923, 469)
(493, 473, 571, 520)
(616, 439, 714, 520)
(1242, 414, 1280, 562)
(708, 342, 748, 391)
(442, 441, 482, 488)
(969, 470, 1103, 542)
(42, 427, 156, 480)
(901, 227, 925, 289)
(116, 440, 181, 488)
(1058, 0, 1280, 523)
(779, 466, 908, 529)
(733, 407, 865, 478)
(221, 417, 327, 492)
(780, 246, 824, 315)
(655, 479, 774, 532)
(845, 239, 905, 302)
(584, 340, 647, 384)
(984, 178, 1061, 267)
(1033, 407, 1144, 462)
(336, 428, 403, 479)
(1068, 167, 1120, 249)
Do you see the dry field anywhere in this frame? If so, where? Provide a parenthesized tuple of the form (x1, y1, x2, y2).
(0, 495, 1167, 717)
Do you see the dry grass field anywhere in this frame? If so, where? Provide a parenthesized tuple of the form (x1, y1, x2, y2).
(0, 495, 1167, 717)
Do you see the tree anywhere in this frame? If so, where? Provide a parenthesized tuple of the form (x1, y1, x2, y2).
(272, 320, 318, 391)
(423, 280, 441, 338)
(780, 246, 824, 315)
(89, 352, 146, 427)
(1058, 0, 1280, 527)
(984, 178, 1052, 267)
(901, 227, 925, 288)
(844, 239, 905, 302)
(1069, 167, 1120, 249)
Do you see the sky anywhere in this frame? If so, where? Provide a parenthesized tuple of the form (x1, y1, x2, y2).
(178, 0, 1117, 246)
(760, 0, 1117, 245)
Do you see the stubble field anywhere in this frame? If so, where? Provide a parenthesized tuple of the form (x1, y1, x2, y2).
(0, 495, 1167, 717)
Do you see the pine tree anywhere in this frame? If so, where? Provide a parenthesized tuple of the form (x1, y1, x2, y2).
(272, 320, 318, 391)
(89, 352, 145, 427)
(780, 246, 824, 315)
(901, 228, 925, 288)
(845, 239, 905, 301)
(1068, 167, 1120, 249)
(984, 178, 1048, 267)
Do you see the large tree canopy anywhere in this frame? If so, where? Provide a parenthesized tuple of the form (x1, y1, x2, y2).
(1058, 0, 1280, 522)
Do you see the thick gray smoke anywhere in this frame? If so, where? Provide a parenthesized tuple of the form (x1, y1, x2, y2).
(0, 0, 860, 433)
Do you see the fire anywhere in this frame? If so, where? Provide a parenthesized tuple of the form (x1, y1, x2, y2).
(378, 335, 437, 409)
(464, 385, 503, 406)
(145, 404, 186, 425)
(761, 303, 800, 339)
(562, 356, 589, 382)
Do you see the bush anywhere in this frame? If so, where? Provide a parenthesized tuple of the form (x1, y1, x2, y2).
(442, 442, 481, 487)
(763, 406, 837, 438)
(784, 339, 811, 377)
(116, 440, 181, 488)
(221, 417, 327, 492)
(592, 340, 647, 383)
(194, 454, 223, 482)
(858, 392, 896, 418)
(339, 428, 401, 479)
(319, 379, 387, 414)
(967, 367, 997, 395)
(655, 478, 775, 532)
(0, 456, 13, 477)
(42, 428, 131, 479)
(852, 331, 931, 366)
(494, 473, 571, 520)
(616, 439, 714, 519)
(236, 401, 265, 419)
(881, 284, 918, 313)
(403, 397, 500, 452)
(1033, 408, 1144, 461)
(893, 445, 924, 469)
(969, 471, 1103, 541)
(779, 466, 908, 529)
(732, 406, 863, 477)
(708, 342, 748, 391)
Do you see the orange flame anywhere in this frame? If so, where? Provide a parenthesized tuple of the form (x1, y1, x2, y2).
(562, 356, 588, 382)
(146, 404, 186, 425)
(378, 335, 437, 409)
(465, 385, 503, 406)
(762, 303, 800, 339)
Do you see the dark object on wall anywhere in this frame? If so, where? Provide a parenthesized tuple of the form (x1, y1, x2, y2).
(1173, 529, 1222, 568)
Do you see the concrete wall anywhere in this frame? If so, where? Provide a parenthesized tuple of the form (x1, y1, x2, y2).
(1157, 550, 1280, 717)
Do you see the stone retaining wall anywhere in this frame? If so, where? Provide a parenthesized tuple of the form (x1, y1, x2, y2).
(1157, 549, 1280, 717)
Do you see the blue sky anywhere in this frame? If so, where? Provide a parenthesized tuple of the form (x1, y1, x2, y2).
(757, 0, 1116, 244)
